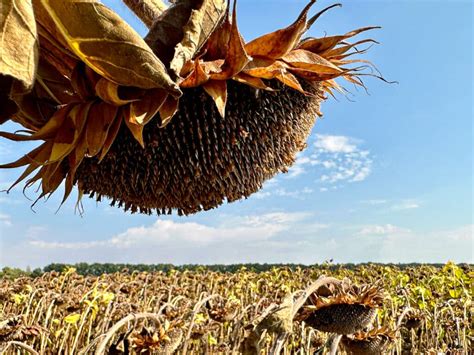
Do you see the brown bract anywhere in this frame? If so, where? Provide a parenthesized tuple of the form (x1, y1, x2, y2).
(0, 0, 385, 213)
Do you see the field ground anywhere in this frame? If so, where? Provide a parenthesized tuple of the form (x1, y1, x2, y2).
(0, 262, 471, 354)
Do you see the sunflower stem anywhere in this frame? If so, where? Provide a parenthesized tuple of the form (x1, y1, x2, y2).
(329, 334, 342, 355)
(122, 0, 168, 28)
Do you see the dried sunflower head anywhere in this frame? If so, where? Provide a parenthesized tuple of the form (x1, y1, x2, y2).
(297, 280, 385, 334)
(341, 326, 396, 355)
(0, 0, 386, 214)
(130, 324, 183, 354)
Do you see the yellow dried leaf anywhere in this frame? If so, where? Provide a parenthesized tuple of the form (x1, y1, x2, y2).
(158, 95, 179, 127)
(99, 110, 123, 162)
(244, 0, 316, 59)
(0, 0, 38, 121)
(0, 105, 72, 142)
(203, 80, 227, 118)
(49, 102, 92, 163)
(95, 78, 144, 106)
(85, 103, 119, 157)
(180, 60, 211, 88)
(146, 0, 227, 76)
(233, 73, 274, 91)
(210, 1, 251, 80)
(281, 49, 342, 74)
(123, 106, 145, 148)
(297, 26, 380, 54)
(130, 89, 168, 125)
(39, 0, 180, 93)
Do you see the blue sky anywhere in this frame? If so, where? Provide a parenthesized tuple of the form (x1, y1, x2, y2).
(0, 0, 472, 268)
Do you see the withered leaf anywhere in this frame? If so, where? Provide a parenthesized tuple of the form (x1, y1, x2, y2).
(0, 0, 38, 121)
(99, 110, 123, 162)
(170, 0, 228, 77)
(233, 73, 274, 91)
(158, 95, 179, 127)
(130, 89, 168, 125)
(95, 79, 144, 106)
(244, 0, 316, 59)
(180, 60, 211, 88)
(210, 1, 251, 80)
(85, 103, 118, 157)
(39, 0, 180, 94)
(146, 0, 227, 76)
(123, 106, 145, 148)
(49, 102, 92, 163)
(297, 26, 380, 54)
(281, 49, 342, 75)
(0, 105, 72, 142)
(203, 80, 227, 118)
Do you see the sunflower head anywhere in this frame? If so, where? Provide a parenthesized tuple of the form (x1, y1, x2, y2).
(0, 0, 386, 214)
(341, 327, 396, 355)
(297, 280, 385, 334)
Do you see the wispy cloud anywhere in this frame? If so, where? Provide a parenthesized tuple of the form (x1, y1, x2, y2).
(361, 199, 388, 205)
(2, 212, 471, 268)
(357, 224, 410, 236)
(285, 134, 373, 186)
(391, 200, 420, 211)
(254, 187, 314, 200)
(0, 213, 12, 227)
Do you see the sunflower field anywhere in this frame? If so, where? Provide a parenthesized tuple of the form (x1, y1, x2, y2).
(0, 262, 471, 354)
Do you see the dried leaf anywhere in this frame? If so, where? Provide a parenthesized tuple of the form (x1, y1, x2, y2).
(210, 1, 251, 80)
(281, 49, 342, 74)
(98, 111, 123, 161)
(158, 95, 179, 127)
(233, 73, 274, 91)
(130, 89, 167, 125)
(297, 26, 380, 54)
(0, 105, 72, 142)
(146, 0, 227, 74)
(244, 0, 316, 59)
(85, 103, 119, 157)
(180, 60, 211, 88)
(276, 72, 306, 95)
(39, 0, 180, 93)
(123, 106, 145, 148)
(203, 80, 227, 118)
(95, 79, 144, 106)
(169, 0, 228, 77)
(244, 60, 288, 80)
(49, 102, 92, 163)
(0, 0, 38, 120)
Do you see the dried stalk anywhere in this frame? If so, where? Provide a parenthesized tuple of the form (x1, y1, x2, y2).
(122, 0, 168, 28)
(2, 341, 39, 355)
(95, 312, 162, 355)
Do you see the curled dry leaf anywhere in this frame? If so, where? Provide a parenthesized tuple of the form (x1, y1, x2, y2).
(38, 0, 180, 93)
(244, 0, 316, 59)
(0, 0, 38, 122)
(145, 0, 227, 76)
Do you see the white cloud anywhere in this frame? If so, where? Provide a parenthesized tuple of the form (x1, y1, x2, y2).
(357, 224, 411, 236)
(285, 134, 373, 186)
(314, 135, 359, 153)
(0, 213, 12, 227)
(2, 213, 471, 268)
(361, 199, 388, 205)
(253, 187, 314, 200)
(391, 201, 420, 210)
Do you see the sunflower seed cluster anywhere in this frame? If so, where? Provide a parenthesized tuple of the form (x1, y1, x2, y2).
(76, 80, 322, 215)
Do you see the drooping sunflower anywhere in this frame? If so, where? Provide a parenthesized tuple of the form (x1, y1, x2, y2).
(0, 0, 386, 215)
(341, 326, 396, 355)
(296, 280, 385, 335)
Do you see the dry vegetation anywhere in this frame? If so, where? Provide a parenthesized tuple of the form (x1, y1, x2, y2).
(1, 262, 471, 354)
